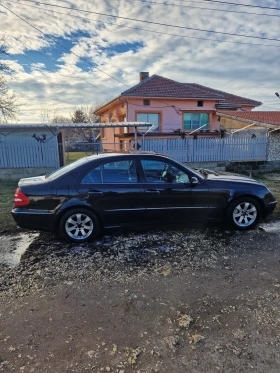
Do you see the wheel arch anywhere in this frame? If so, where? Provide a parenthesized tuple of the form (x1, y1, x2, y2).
(55, 204, 104, 232)
(227, 194, 265, 217)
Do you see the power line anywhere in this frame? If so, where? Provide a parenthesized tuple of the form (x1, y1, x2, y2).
(2, 36, 109, 94)
(3, 1, 271, 51)
(4, 0, 280, 43)
(188, 0, 280, 11)
(1, 13, 178, 107)
(2, 31, 109, 94)
(1, 0, 276, 113)
(0, 3, 129, 87)
(1, 8, 181, 111)
(5, 0, 280, 50)
(120, 0, 280, 18)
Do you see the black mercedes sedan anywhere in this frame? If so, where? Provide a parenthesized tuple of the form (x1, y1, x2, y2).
(12, 153, 277, 242)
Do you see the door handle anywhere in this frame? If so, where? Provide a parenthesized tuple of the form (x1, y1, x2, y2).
(88, 191, 103, 195)
(145, 189, 160, 194)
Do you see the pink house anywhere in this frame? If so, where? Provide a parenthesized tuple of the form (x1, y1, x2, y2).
(95, 72, 262, 151)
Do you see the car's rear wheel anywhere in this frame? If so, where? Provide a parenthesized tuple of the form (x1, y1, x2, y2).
(59, 208, 99, 243)
(227, 197, 261, 230)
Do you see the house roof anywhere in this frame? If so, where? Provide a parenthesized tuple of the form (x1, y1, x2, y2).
(191, 84, 262, 107)
(95, 74, 262, 114)
(217, 111, 280, 127)
(121, 75, 224, 99)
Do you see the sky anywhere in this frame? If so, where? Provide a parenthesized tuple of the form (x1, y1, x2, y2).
(1, 0, 280, 123)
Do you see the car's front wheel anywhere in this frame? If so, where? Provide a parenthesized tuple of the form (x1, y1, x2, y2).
(227, 197, 260, 230)
(59, 208, 99, 243)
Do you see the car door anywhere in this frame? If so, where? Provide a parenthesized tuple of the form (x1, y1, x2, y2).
(139, 157, 209, 224)
(77, 157, 146, 227)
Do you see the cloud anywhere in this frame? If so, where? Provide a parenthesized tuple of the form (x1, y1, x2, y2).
(0, 0, 279, 122)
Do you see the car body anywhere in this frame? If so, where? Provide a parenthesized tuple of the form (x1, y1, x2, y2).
(12, 153, 277, 242)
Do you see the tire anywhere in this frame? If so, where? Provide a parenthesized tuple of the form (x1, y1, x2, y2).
(227, 197, 261, 230)
(59, 208, 100, 243)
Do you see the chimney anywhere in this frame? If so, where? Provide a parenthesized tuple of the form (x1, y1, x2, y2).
(139, 71, 149, 82)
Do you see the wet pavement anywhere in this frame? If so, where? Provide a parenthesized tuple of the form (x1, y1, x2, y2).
(0, 221, 278, 299)
(259, 220, 280, 233)
(0, 220, 279, 270)
(1, 222, 280, 372)
(0, 232, 39, 268)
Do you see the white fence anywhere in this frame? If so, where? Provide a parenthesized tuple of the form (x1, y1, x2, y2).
(0, 138, 60, 168)
(0, 136, 268, 169)
(140, 137, 267, 163)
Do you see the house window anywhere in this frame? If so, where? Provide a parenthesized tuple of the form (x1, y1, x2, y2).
(197, 100, 204, 107)
(143, 99, 150, 106)
(183, 113, 209, 130)
(136, 113, 160, 132)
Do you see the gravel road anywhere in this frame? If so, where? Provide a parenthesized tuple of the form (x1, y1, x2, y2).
(1, 223, 280, 372)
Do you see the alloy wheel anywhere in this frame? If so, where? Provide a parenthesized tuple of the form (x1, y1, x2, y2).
(65, 213, 94, 240)
(233, 202, 257, 227)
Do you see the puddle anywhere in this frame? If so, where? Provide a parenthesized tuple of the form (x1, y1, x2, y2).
(0, 232, 39, 267)
(259, 221, 280, 233)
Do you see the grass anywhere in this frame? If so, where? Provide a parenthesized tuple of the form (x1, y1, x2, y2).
(0, 181, 18, 232)
(64, 152, 92, 165)
(0, 172, 280, 233)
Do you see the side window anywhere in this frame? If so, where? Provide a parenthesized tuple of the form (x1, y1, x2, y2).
(102, 160, 138, 183)
(81, 166, 102, 184)
(141, 160, 190, 184)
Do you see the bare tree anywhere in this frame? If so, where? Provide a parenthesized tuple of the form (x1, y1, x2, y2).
(52, 113, 71, 124)
(52, 112, 76, 144)
(70, 103, 105, 144)
(0, 39, 20, 122)
(40, 106, 52, 124)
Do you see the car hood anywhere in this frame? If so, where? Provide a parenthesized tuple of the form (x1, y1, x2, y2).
(205, 172, 263, 185)
(18, 175, 47, 186)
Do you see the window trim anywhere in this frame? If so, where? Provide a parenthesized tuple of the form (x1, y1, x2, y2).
(139, 158, 191, 185)
(135, 111, 162, 132)
(182, 111, 212, 131)
(80, 158, 140, 184)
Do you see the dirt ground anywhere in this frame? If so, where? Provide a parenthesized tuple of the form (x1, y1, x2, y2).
(1, 223, 280, 373)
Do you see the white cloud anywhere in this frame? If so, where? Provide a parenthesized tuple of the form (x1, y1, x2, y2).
(1, 0, 279, 123)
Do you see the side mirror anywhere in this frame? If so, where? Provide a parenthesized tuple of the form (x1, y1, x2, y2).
(190, 176, 199, 186)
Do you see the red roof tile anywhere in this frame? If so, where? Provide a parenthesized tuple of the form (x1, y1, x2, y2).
(122, 75, 224, 99)
(191, 84, 262, 107)
(96, 75, 262, 114)
(217, 111, 280, 126)
(121, 75, 262, 107)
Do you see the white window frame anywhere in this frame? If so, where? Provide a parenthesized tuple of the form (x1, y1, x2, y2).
(183, 112, 209, 130)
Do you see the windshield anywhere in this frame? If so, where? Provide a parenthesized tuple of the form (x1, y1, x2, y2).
(46, 157, 88, 180)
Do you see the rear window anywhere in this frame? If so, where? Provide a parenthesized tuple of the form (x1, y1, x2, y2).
(46, 158, 88, 180)
(81, 160, 138, 184)
(81, 166, 102, 183)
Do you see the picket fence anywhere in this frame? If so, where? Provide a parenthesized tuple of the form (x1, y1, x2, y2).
(140, 136, 267, 163)
(0, 136, 268, 169)
(0, 138, 60, 168)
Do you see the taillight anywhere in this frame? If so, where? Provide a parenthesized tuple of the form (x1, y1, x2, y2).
(14, 188, 30, 207)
